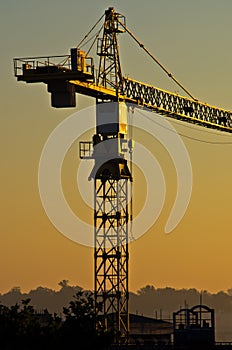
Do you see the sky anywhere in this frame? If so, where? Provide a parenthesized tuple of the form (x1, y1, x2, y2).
(1, 0, 232, 295)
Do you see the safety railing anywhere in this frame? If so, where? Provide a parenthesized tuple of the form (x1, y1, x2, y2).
(14, 53, 94, 77)
(79, 141, 94, 159)
(13, 54, 72, 77)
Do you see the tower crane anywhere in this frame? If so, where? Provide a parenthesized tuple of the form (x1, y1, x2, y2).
(13, 7, 232, 344)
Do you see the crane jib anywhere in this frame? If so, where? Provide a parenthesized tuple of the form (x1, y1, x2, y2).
(123, 77, 232, 133)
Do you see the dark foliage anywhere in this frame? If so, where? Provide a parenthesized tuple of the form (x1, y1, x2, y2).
(2, 282, 232, 341)
(0, 291, 113, 350)
(58, 290, 113, 350)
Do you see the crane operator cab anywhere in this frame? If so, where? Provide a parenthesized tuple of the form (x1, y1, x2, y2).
(89, 101, 132, 181)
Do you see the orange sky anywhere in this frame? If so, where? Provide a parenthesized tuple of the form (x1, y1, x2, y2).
(1, 0, 232, 294)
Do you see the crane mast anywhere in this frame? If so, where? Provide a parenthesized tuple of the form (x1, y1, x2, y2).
(93, 8, 131, 342)
(13, 6, 232, 345)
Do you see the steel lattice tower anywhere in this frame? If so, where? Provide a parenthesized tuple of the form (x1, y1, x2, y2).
(94, 175, 130, 342)
(94, 8, 131, 343)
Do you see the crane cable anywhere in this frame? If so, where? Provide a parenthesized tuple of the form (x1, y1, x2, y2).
(136, 108, 232, 144)
(118, 19, 197, 102)
(77, 12, 105, 48)
(78, 32, 99, 50)
(86, 23, 104, 57)
(58, 13, 105, 67)
(128, 106, 135, 241)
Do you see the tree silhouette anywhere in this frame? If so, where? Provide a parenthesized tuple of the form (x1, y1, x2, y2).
(0, 298, 58, 349)
(0, 292, 113, 350)
(60, 290, 113, 350)
(58, 279, 70, 289)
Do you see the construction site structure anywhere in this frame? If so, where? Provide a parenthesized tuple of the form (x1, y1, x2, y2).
(13, 6, 232, 344)
(173, 304, 215, 347)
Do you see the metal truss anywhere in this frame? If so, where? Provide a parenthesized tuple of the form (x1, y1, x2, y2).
(124, 77, 232, 132)
(97, 7, 125, 96)
(94, 177, 129, 343)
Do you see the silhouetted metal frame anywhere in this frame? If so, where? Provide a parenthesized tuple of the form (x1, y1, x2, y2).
(97, 7, 125, 99)
(94, 178, 129, 343)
